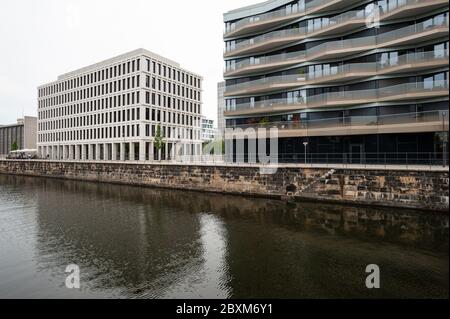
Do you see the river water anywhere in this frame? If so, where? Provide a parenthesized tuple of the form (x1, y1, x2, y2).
(0, 174, 448, 299)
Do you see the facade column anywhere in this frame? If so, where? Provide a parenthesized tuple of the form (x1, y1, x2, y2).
(112, 143, 117, 161)
(75, 145, 80, 160)
(139, 141, 146, 161)
(68, 145, 73, 160)
(164, 143, 168, 161)
(170, 143, 175, 162)
(62, 145, 67, 160)
(104, 143, 109, 161)
(149, 142, 154, 161)
(87, 144, 92, 161)
(120, 143, 126, 161)
(96, 144, 101, 161)
(81, 144, 86, 161)
(130, 142, 135, 161)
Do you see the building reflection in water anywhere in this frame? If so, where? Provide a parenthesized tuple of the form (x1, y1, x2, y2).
(0, 175, 448, 299)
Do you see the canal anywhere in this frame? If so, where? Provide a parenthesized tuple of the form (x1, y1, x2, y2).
(0, 174, 448, 299)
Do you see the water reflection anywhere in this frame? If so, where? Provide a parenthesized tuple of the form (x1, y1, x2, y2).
(0, 174, 448, 299)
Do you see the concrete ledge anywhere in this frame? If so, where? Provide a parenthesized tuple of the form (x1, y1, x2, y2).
(0, 160, 448, 212)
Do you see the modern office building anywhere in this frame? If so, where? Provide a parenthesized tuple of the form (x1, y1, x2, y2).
(0, 116, 37, 156)
(217, 81, 226, 137)
(37, 49, 203, 161)
(223, 0, 449, 164)
(201, 117, 217, 142)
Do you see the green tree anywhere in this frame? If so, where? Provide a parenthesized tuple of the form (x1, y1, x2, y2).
(11, 141, 18, 151)
(154, 124, 164, 160)
(202, 138, 225, 155)
(259, 117, 269, 126)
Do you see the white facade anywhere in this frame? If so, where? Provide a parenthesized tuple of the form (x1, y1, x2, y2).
(201, 117, 217, 142)
(0, 116, 37, 156)
(37, 49, 203, 161)
(217, 82, 226, 138)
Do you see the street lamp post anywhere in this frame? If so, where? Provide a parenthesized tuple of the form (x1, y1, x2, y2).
(443, 112, 447, 167)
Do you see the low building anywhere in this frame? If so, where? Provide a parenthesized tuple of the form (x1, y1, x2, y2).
(0, 116, 37, 156)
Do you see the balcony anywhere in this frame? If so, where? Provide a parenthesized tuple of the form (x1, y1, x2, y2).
(379, 0, 448, 21)
(224, 8, 370, 58)
(224, 0, 447, 38)
(225, 51, 449, 96)
(224, 0, 362, 38)
(224, 27, 307, 59)
(225, 18, 449, 76)
(307, 81, 449, 108)
(224, 80, 449, 116)
(377, 50, 449, 75)
(227, 110, 449, 138)
(225, 51, 307, 77)
(224, 2, 449, 58)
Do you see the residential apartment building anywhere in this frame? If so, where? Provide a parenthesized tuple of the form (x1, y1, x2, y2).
(37, 49, 203, 161)
(223, 0, 449, 164)
(0, 116, 37, 156)
(217, 81, 226, 137)
(201, 117, 217, 142)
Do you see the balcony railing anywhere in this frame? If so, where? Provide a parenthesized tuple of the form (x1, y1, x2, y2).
(227, 110, 448, 132)
(225, 80, 449, 112)
(224, 0, 371, 37)
(224, 0, 444, 38)
(225, 7, 371, 55)
(225, 6, 299, 36)
(225, 51, 449, 95)
(226, 27, 307, 55)
(225, 17, 449, 73)
(225, 73, 307, 95)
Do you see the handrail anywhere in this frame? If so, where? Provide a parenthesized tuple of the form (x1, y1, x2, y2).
(227, 110, 449, 130)
(224, 0, 441, 38)
(225, 80, 449, 112)
(225, 17, 449, 71)
(225, 51, 449, 94)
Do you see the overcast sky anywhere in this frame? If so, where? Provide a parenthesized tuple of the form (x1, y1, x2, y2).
(0, 0, 262, 126)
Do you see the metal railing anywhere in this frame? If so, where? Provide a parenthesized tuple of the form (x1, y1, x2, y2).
(224, 0, 378, 36)
(227, 110, 449, 131)
(227, 27, 307, 54)
(225, 7, 372, 54)
(226, 62, 375, 94)
(226, 7, 371, 54)
(3, 153, 447, 169)
(226, 80, 449, 112)
(225, 16, 449, 68)
(224, 152, 449, 167)
(224, 0, 442, 38)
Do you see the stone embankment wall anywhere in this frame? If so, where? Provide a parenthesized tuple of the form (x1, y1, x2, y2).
(0, 160, 448, 212)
